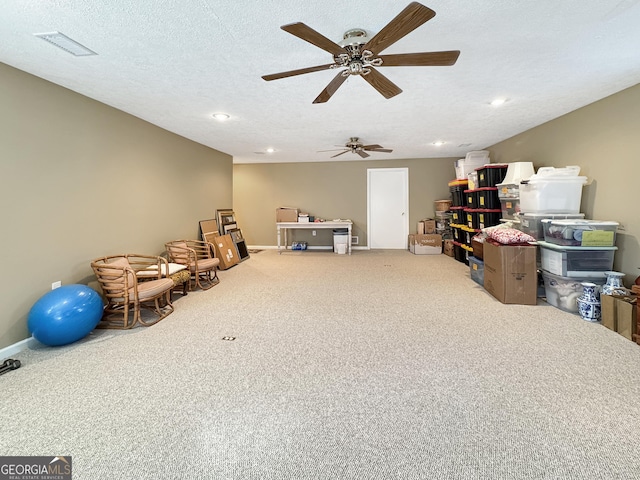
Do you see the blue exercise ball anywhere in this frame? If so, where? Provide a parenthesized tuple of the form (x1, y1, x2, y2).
(28, 284, 104, 346)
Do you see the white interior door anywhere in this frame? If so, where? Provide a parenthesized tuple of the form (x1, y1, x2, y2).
(367, 168, 409, 249)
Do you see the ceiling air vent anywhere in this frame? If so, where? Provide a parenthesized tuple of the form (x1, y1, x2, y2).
(34, 32, 97, 56)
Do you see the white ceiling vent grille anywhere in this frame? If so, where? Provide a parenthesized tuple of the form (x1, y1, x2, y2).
(34, 32, 97, 56)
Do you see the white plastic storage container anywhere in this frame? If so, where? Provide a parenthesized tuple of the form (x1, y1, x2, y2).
(541, 270, 606, 314)
(465, 150, 490, 162)
(455, 158, 486, 180)
(541, 219, 618, 247)
(537, 241, 617, 277)
(519, 166, 587, 213)
(499, 162, 535, 186)
(517, 212, 585, 240)
(500, 198, 521, 220)
(497, 183, 520, 199)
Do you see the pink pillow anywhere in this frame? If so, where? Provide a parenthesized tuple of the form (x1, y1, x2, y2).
(485, 227, 535, 245)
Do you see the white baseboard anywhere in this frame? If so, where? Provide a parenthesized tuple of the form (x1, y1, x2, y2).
(0, 336, 36, 361)
(248, 245, 370, 251)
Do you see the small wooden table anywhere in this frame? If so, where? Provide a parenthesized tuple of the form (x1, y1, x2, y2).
(277, 221, 353, 254)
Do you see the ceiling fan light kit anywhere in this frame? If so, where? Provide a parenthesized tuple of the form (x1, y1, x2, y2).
(262, 2, 460, 104)
(319, 137, 393, 159)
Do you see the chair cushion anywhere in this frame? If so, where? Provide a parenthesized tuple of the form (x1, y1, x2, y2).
(188, 257, 220, 272)
(101, 257, 134, 287)
(137, 278, 174, 300)
(169, 242, 190, 264)
(138, 262, 187, 278)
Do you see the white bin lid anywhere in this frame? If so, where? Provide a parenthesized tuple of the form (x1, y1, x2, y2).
(541, 219, 619, 228)
(536, 240, 618, 251)
(527, 166, 587, 184)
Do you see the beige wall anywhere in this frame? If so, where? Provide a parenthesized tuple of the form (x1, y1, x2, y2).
(488, 83, 640, 284)
(233, 158, 456, 248)
(0, 63, 232, 349)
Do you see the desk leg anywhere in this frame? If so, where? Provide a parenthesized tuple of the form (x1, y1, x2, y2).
(277, 226, 281, 254)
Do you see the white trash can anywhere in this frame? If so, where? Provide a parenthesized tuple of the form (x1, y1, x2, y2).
(333, 229, 349, 254)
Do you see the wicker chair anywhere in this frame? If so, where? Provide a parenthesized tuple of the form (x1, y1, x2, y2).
(165, 240, 220, 291)
(91, 254, 175, 329)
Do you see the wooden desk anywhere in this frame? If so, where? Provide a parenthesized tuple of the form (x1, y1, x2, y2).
(277, 221, 353, 254)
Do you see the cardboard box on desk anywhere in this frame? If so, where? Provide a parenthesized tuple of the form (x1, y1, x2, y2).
(483, 241, 537, 305)
(601, 294, 637, 340)
(409, 234, 442, 255)
(276, 207, 299, 223)
(212, 234, 240, 270)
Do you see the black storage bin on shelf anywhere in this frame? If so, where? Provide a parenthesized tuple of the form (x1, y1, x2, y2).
(477, 209, 502, 229)
(451, 224, 464, 243)
(466, 209, 480, 230)
(448, 179, 468, 207)
(465, 189, 479, 209)
(450, 207, 466, 225)
(476, 164, 508, 187)
(453, 241, 468, 265)
(462, 226, 477, 248)
(477, 187, 500, 209)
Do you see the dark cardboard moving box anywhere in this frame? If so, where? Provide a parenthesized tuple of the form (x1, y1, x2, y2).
(483, 241, 537, 305)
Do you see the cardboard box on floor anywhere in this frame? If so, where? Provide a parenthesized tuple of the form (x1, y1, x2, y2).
(418, 219, 437, 234)
(483, 241, 537, 305)
(212, 234, 240, 270)
(601, 294, 637, 340)
(276, 207, 299, 223)
(409, 234, 442, 255)
(443, 239, 454, 257)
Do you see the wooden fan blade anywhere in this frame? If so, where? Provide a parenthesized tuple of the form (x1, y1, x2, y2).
(313, 72, 348, 104)
(318, 148, 348, 152)
(361, 68, 402, 99)
(281, 22, 345, 56)
(331, 150, 350, 158)
(363, 2, 436, 55)
(362, 144, 383, 149)
(362, 145, 393, 153)
(378, 51, 460, 67)
(357, 150, 370, 159)
(262, 64, 336, 81)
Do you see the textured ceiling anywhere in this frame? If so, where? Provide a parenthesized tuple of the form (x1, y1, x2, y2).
(1, 1, 639, 164)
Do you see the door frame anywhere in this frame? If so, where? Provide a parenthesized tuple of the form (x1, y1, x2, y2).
(366, 167, 409, 249)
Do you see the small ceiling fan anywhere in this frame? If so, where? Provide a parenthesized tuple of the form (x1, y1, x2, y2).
(262, 2, 460, 103)
(319, 137, 393, 158)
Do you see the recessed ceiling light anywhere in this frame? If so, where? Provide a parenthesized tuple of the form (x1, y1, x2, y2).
(34, 31, 97, 56)
(432, 141, 445, 146)
(490, 98, 507, 107)
(212, 113, 229, 121)
(266, 148, 275, 153)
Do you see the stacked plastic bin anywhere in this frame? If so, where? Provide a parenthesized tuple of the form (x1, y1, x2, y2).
(495, 162, 535, 223)
(538, 220, 619, 314)
(514, 166, 618, 314)
(460, 165, 508, 265)
(448, 179, 469, 264)
(434, 200, 453, 239)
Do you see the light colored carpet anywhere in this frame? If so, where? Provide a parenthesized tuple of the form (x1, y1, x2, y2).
(2, 249, 640, 479)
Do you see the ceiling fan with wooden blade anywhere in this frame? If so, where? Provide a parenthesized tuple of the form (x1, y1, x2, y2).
(262, 2, 460, 103)
(319, 137, 393, 158)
